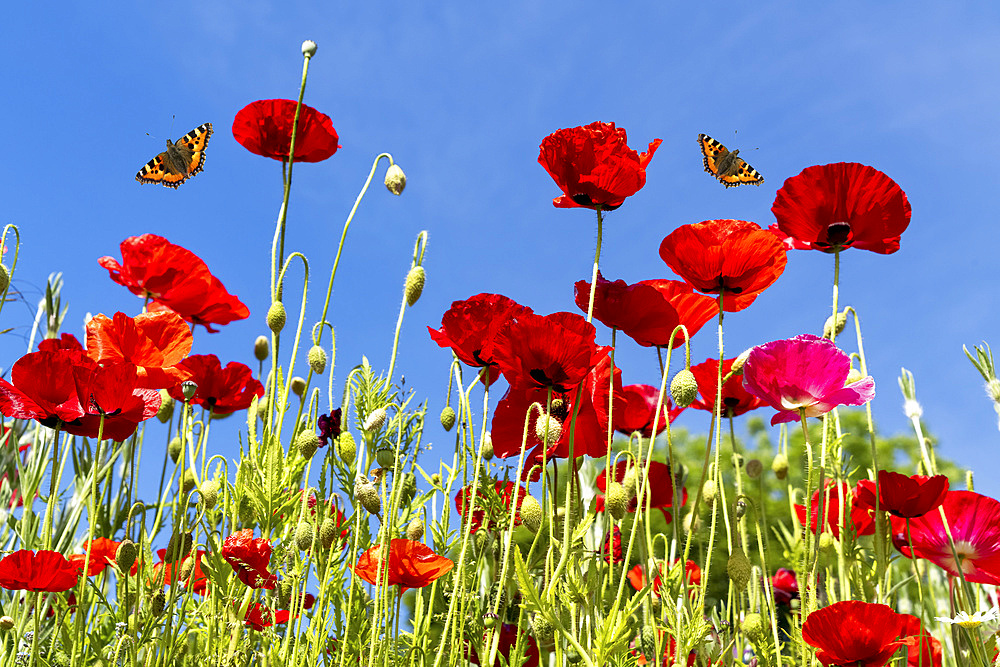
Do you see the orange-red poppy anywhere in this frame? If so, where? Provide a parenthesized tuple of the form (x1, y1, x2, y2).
(85, 311, 192, 389)
(352, 539, 453, 593)
(0, 550, 80, 592)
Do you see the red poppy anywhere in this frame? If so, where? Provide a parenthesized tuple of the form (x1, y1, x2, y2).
(613, 384, 682, 438)
(771, 163, 911, 254)
(491, 311, 611, 393)
(38, 333, 84, 352)
(241, 602, 291, 631)
(627, 560, 701, 594)
(0, 350, 89, 426)
(635, 279, 718, 345)
(771, 567, 799, 606)
(891, 490, 1000, 585)
(455, 480, 526, 533)
(166, 355, 264, 416)
(428, 294, 530, 386)
(794, 482, 875, 539)
(658, 220, 787, 312)
(633, 634, 697, 667)
(352, 539, 453, 593)
(802, 600, 911, 667)
(689, 357, 766, 417)
(603, 526, 624, 564)
(68, 361, 162, 441)
(538, 121, 661, 210)
(0, 550, 80, 592)
(854, 471, 949, 519)
(99, 234, 249, 332)
(151, 548, 208, 594)
(68, 538, 121, 576)
(232, 99, 340, 163)
(86, 311, 192, 389)
(902, 615, 942, 667)
(221, 530, 277, 590)
(596, 460, 687, 521)
(467, 623, 540, 667)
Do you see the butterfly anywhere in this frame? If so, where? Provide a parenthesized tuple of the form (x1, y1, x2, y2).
(697, 133, 763, 188)
(135, 123, 213, 188)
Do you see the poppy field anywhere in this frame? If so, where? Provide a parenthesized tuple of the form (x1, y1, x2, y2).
(1, 36, 999, 667)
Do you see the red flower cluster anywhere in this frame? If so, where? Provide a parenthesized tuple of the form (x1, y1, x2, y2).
(352, 539, 453, 593)
(688, 357, 766, 417)
(0, 550, 80, 592)
(233, 99, 340, 163)
(166, 354, 264, 416)
(221, 530, 277, 590)
(455, 480, 526, 533)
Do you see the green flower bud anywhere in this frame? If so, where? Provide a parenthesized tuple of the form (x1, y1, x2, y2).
(670, 369, 698, 408)
(319, 515, 340, 549)
(256, 397, 269, 421)
(0, 264, 9, 293)
(440, 406, 456, 431)
(731, 349, 751, 376)
(115, 540, 137, 573)
(254, 335, 269, 361)
(399, 472, 418, 505)
(200, 480, 219, 509)
(481, 433, 494, 461)
(308, 345, 327, 374)
(639, 627, 657, 658)
(0, 615, 13, 631)
(520, 495, 542, 533)
(337, 432, 357, 465)
(238, 497, 256, 526)
(181, 470, 197, 495)
(168, 437, 183, 464)
(406, 518, 424, 541)
(355, 477, 382, 516)
(846, 368, 864, 385)
(384, 164, 406, 196)
(290, 376, 307, 397)
(164, 532, 193, 564)
(296, 430, 320, 459)
(726, 547, 752, 591)
(267, 301, 286, 333)
(622, 466, 639, 499)
(771, 454, 789, 480)
(404, 266, 425, 306)
(606, 483, 629, 521)
(534, 413, 562, 443)
(567, 647, 582, 664)
(819, 532, 836, 553)
(531, 614, 554, 643)
(364, 407, 387, 433)
(151, 590, 166, 617)
(156, 390, 175, 423)
(295, 522, 315, 551)
(178, 552, 197, 581)
(741, 612, 768, 641)
(702, 479, 718, 503)
(823, 310, 848, 339)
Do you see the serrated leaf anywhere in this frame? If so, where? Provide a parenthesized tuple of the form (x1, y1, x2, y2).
(512, 547, 544, 618)
(570, 508, 595, 544)
(247, 395, 259, 446)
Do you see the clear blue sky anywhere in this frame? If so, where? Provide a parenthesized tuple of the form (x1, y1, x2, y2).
(3, 3, 999, 498)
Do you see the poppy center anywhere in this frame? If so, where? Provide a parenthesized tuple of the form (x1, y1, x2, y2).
(825, 221, 852, 248)
(529, 368, 572, 394)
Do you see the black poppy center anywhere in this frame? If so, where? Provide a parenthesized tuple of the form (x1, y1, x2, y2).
(825, 221, 852, 247)
(529, 368, 572, 394)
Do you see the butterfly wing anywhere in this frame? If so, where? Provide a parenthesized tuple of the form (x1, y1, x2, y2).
(697, 133, 764, 188)
(135, 122, 213, 188)
(697, 134, 729, 177)
(714, 158, 764, 188)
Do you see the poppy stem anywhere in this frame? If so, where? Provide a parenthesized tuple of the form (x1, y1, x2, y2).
(584, 208, 604, 324)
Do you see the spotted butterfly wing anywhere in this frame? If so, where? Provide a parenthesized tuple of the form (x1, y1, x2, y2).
(136, 123, 213, 188)
(697, 133, 763, 188)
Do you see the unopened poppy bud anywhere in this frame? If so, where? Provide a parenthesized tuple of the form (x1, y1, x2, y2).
(151, 590, 166, 617)
(156, 391, 174, 423)
(295, 522, 315, 551)
(115, 540, 137, 573)
(440, 406, 456, 431)
(903, 398, 922, 419)
(606, 483, 629, 521)
(200, 480, 219, 509)
(670, 369, 698, 408)
(431, 473, 441, 486)
(301, 39, 317, 57)
(256, 397, 269, 421)
(181, 380, 198, 401)
(384, 163, 406, 195)
(0, 615, 13, 631)
(482, 611, 498, 630)
(0, 265, 9, 293)
(238, 497, 256, 526)
(823, 310, 849, 339)
(741, 612, 768, 641)
(308, 345, 327, 374)
(730, 349, 752, 376)
(267, 301, 286, 333)
(531, 614, 554, 643)
(164, 531, 193, 564)
(771, 454, 789, 480)
(406, 518, 424, 541)
(621, 467, 639, 499)
(297, 430, 320, 459)
(404, 266, 425, 306)
(846, 368, 864, 385)
(481, 433, 494, 461)
(364, 407, 387, 433)
(375, 446, 395, 469)
(254, 335, 269, 361)
(355, 477, 382, 515)
(520, 495, 542, 533)
(566, 646, 582, 664)
(319, 516, 339, 549)
(735, 498, 747, 520)
(702, 479, 718, 503)
(650, 592, 662, 614)
(745, 459, 763, 479)
(818, 532, 835, 553)
(178, 553, 197, 581)
(168, 437, 183, 463)
(399, 472, 417, 504)
(337, 432, 357, 465)
(683, 512, 701, 533)
(181, 470, 197, 495)
(534, 414, 562, 443)
(290, 376, 307, 397)
(727, 547, 752, 591)
(475, 529, 493, 553)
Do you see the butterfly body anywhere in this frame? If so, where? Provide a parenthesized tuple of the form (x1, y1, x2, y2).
(136, 123, 213, 188)
(697, 133, 763, 188)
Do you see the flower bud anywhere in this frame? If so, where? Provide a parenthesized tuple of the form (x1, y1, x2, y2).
(566, 646, 582, 664)
(520, 495, 542, 533)
(384, 164, 406, 195)
(823, 310, 849, 339)
(431, 473, 441, 486)
(337, 432, 357, 465)
(621, 466, 639, 499)
(534, 414, 562, 443)
(200, 480, 219, 509)
(638, 627, 657, 658)
(702, 479, 718, 503)
(482, 612, 498, 630)
(290, 376, 307, 397)
(151, 590, 166, 617)
(0, 616, 13, 631)
(375, 447, 395, 470)
(355, 477, 382, 516)
(181, 380, 198, 401)
(164, 532, 193, 564)
(683, 512, 701, 533)
(846, 368, 864, 385)
(267, 301, 286, 333)
(745, 459, 763, 479)
(319, 516, 339, 549)
(726, 547, 752, 591)
(818, 532, 835, 553)
(741, 612, 768, 641)
(308, 345, 327, 374)
(531, 614, 554, 643)
(771, 454, 789, 480)
(156, 391, 174, 423)
(440, 406, 456, 431)
(301, 39, 317, 57)
(181, 470, 197, 495)
(670, 369, 698, 408)
(297, 430, 320, 459)
(295, 522, 315, 551)
(481, 433, 494, 461)
(606, 483, 629, 521)
(254, 335, 269, 361)
(406, 518, 424, 541)
(256, 397, 269, 421)
(238, 497, 256, 526)
(399, 472, 417, 505)
(0, 265, 10, 293)
(730, 349, 752, 376)
(735, 498, 747, 520)
(404, 266, 425, 306)
(903, 398, 922, 419)
(364, 407, 387, 433)
(115, 540, 137, 573)
(178, 553, 197, 581)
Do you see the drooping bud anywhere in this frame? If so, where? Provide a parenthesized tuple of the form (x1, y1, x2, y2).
(823, 309, 849, 339)
(399, 472, 417, 505)
(683, 512, 701, 533)
(741, 612, 768, 641)
(308, 345, 327, 374)
(301, 39, 317, 57)
(156, 390, 175, 423)
(151, 590, 166, 617)
(178, 553, 197, 582)
(181, 470, 197, 495)
(254, 335, 269, 361)
(771, 454, 789, 480)
(0, 265, 10, 293)
(846, 368, 864, 385)
(375, 447, 396, 470)
(670, 369, 698, 408)
(404, 266, 425, 306)
(168, 437, 183, 464)
(606, 483, 629, 521)
(290, 376, 307, 397)
(181, 380, 198, 401)
(384, 163, 406, 195)
(200, 480, 219, 509)
(115, 540, 137, 573)
(319, 516, 339, 549)
(702, 479, 718, 503)
(238, 497, 256, 526)
(520, 495, 543, 533)
(364, 407, 387, 433)
(730, 348, 752, 376)
(481, 433, 494, 461)
(295, 522, 315, 551)
(296, 430, 320, 459)
(337, 432, 357, 465)
(621, 466, 639, 499)
(164, 532, 193, 564)
(0, 616, 13, 631)
(745, 459, 763, 479)
(440, 406, 456, 431)
(534, 413, 562, 443)
(406, 518, 424, 541)
(726, 547, 752, 591)
(355, 477, 382, 515)
(531, 614, 554, 643)
(267, 301, 286, 333)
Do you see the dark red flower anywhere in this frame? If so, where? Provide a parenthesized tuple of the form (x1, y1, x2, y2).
(658, 220, 787, 312)
(854, 471, 949, 519)
(467, 623, 540, 667)
(794, 482, 875, 539)
(771, 567, 799, 606)
(603, 526, 624, 564)
(68, 538, 121, 577)
(352, 539, 453, 593)
(232, 99, 340, 163)
(38, 334, 84, 352)
(596, 460, 687, 520)
(86, 311, 192, 389)
(99, 234, 249, 332)
(455, 480, 526, 533)
(167, 355, 264, 416)
(317, 409, 342, 447)
(613, 384, 682, 438)
(491, 311, 611, 393)
(538, 121, 661, 210)
(428, 294, 530, 387)
(801, 600, 910, 667)
(689, 358, 766, 417)
(221, 530, 277, 590)
(0, 550, 80, 592)
(771, 163, 911, 254)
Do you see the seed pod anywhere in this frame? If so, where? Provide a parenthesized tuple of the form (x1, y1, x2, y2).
(745, 459, 763, 479)
(670, 369, 698, 408)
(375, 447, 396, 470)
(290, 376, 307, 397)
(606, 483, 629, 521)
(181, 380, 198, 401)
(406, 518, 424, 541)
(0, 615, 12, 631)
(384, 164, 406, 195)
(115, 540, 137, 573)
(727, 547, 752, 591)
(319, 516, 339, 549)
(308, 345, 327, 374)
(404, 266, 425, 306)
(355, 477, 382, 516)
(168, 437, 183, 463)
(295, 522, 314, 551)
(296, 431, 320, 459)
(771, 454, 789, 480)
(482, 611, 498, 630)
(440, 406, 456, 431)
(266, 301, 286, 333)
(301, 39, 317, 57)
(520, 495, 542, 533)
(364, 407, 387, 433)
(337, 432, 357, 465)
(156, 391, 175, 423)
(254, 335, 269, 361)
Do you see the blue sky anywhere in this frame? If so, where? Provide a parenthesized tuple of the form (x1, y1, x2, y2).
(3, 3, 1000, 499)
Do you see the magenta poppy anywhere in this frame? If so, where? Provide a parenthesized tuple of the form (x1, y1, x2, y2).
(232, 99, 340, 162)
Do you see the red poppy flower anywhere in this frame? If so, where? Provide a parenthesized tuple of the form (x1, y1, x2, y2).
(221, 530, 277, 590)
(38, 333, 84, 352)
(794, 482, 875, 539)
(86, 311, 192, 389)
(771, 163, 912, 254)
(689, 358, 766, 417)
(771, 567, 799, 606)
(0, 350, 88, 426)
(68, 361, 162, 441)
(891, 490, 1000, 584)
(241, 602, 291, 631)
(635, 279, 718, 345)
(627, 560, 701, 594)
(802, 600, 911, 667)
(429, 294, 531, 387)
(0, 550, 80, 592)
(902, 615, 942, 667)
(538, 121, 661, 210)
(99, 234, 249, 332)
(855, 471, 949, 519)
(596, 460, 687, 521)
(166, 355, 264, 416)
(490, 356, 622, 476)
(613, 384, 682, 438)
(455, 480, 525, 533)
(603, 526, 624, 564)
(68, 538, 121, 577)
(467, 623, 540, 667)
(147, 549, 208, 594)
(491, 311, 611, 393)
(658, 220, 787, 312)
(633, 634, 697, 667)
(352, 539, 453, 594)
(232, 99, 340, 163)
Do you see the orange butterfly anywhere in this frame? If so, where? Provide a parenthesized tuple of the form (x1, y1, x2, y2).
(135, 123, 213, 188)
(697, 133, 763, 188)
